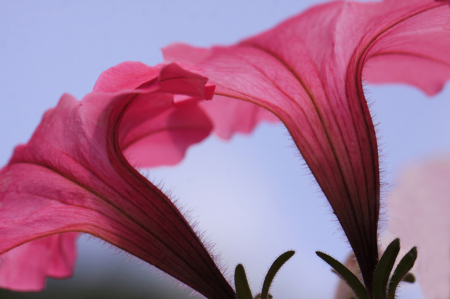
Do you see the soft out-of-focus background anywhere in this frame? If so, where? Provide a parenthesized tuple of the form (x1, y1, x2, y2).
(0, 1, 449, 298)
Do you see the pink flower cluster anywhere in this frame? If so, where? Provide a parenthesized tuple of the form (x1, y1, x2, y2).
(0, 0, 449, 298)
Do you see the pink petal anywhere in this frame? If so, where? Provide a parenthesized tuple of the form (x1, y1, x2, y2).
(93, 61, 162, 93)
(94, 61, 279, 140)
(364, 0, 450, 96)
(197, 95, 278, 139)
(389, 157, 450, 299)
(0, 63, 234, 298)
(0, 233, 78, 291)
(162, 0, 450, 290)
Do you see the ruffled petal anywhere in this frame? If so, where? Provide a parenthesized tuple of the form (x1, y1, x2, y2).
(94, 61, 279, 140)
(0, 233, 78, 291)
(364, 0, 450, 95)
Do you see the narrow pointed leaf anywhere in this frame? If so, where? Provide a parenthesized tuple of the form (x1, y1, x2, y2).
(334, 254, 359, 299)
(261, 250, 295, 299)
(373, 239, 400, 299)
(316, 252, 370, 299)
(235, 264, 253, 299)
(387, 247, 417, 299)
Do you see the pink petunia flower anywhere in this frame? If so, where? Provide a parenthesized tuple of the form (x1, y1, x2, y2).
(0, 63, 235, 299)
(2, 0, 450, 297)
(389, 157, 450, 299)
(159, 0, 450, 291)
(76, 0, 450, 293)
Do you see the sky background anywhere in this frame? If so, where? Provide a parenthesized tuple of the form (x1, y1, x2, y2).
(1, 1, 449, 298)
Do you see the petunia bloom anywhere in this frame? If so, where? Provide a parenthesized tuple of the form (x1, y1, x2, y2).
(0, 63, 235, 299)
(389, 157, 450, 299)
(160, 0, 450, 291)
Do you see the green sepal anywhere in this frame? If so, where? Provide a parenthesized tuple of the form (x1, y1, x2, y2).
(261, 250, 295, 299)
(316, 251, 370, 299)
(254, 294, 272, 299)
(373, 238, 400, 299)
(401, 272, 415, 283)
(235, 264, 253, 299)
(387, 247, 417, 299)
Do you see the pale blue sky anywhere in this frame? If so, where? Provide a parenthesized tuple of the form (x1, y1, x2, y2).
(1, 1, 449, 298)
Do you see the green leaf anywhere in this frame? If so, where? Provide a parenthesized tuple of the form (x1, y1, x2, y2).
(387, 247, 417, 299)
(316, 251, 370, 299)
(235, 264, 253, 299)
(261, 250, 295, 299)
(372, 238, 400, 299)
